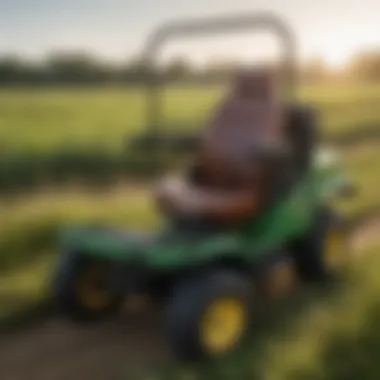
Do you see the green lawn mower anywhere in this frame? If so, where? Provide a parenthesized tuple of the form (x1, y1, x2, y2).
(53, 12, 356, 361)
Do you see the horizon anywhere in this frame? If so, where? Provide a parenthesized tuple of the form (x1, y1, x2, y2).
(0, 0, 379, 69)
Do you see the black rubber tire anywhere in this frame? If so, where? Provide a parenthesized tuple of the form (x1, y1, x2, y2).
(164, 270, 254, 361)
(292, 207, 349, 282)
(53, 251, 122, 322)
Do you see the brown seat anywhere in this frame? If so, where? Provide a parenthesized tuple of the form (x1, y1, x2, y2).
(198, 69, 284, 187)
(155, 69, 285, 224)
(206, 69, 283, 145)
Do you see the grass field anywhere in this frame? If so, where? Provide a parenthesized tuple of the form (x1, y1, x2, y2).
(0, 82, 380, 379)
(1, 82, 380, 317)
(1, 82, 380, 152)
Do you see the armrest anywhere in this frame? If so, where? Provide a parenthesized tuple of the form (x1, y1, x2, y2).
(155, 175, 260, 223)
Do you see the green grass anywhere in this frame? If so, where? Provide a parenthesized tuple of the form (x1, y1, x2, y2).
(337, 143, 380, 214)
(0, 253, 53, 323)
(0, 183, 155, 230)
(0, 183, 157, 271)
(1, 82, 380, 152)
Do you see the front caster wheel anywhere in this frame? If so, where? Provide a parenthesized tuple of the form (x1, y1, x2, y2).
(53, 252, 122, 322)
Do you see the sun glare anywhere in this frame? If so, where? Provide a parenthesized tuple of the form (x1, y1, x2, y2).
(323, 49, 350, 68)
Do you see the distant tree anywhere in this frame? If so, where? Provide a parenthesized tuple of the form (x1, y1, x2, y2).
(164, 56, 191, 81)
(46, 51, 111, 83)
(301, 57, 327, 83)
(348, 50, 380, 81)
(204, 57, 239, 81)
(118, 55, 192, 83)
(118, 56, 149, 83)
(0, 55, 25, 83)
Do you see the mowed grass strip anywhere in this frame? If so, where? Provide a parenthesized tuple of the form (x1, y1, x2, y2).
(0, 82, 380, 152)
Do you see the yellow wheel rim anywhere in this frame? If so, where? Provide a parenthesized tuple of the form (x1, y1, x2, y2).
(76, 266, 112, 310)
(200, 297, 247, 355)
(325, 228, 346, 269)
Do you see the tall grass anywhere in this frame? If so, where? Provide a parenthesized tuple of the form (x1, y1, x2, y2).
(156, 243, 380, 380)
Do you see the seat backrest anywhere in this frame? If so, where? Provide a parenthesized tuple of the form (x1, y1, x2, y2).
(197, 69, 285, 187)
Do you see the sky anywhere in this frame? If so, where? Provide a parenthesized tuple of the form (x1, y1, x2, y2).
(0, 0, 379, 67)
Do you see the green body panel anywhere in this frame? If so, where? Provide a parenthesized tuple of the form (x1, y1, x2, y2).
(60, 147, 349, 270)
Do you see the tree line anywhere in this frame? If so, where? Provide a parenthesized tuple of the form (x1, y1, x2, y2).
(0, 49, 379, 85)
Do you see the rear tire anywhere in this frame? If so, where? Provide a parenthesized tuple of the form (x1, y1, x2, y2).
(164, 270, 254, 361)
(53, 251, 122, 322)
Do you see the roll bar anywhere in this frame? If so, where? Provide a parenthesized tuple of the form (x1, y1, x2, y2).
(141, 11, 297, 135)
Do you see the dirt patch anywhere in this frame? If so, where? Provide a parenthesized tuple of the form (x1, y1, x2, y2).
(0, 312, 169, 380)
